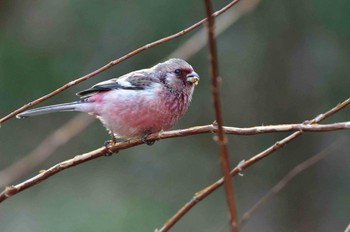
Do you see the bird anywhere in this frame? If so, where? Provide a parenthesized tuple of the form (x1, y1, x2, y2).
(17, 58, 200, 144)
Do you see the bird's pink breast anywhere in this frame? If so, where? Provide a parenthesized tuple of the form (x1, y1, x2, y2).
(84, 88, 191, 138)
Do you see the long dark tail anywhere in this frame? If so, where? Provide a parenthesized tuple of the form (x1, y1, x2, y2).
(16, 101, 82, 119)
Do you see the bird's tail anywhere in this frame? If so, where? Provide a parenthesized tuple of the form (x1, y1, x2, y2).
(16, 101, 82, 119)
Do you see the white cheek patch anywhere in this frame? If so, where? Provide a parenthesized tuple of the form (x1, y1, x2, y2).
(165, 73, 178, 84)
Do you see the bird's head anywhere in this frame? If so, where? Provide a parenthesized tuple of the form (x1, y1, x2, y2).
(155, 58, 199, 92)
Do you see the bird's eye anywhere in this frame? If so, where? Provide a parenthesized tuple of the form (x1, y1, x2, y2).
(174, 69, 182, 75)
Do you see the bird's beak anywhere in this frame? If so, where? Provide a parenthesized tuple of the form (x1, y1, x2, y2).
(186, 71, 200, 85)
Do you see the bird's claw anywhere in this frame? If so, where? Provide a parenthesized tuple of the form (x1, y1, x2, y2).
(142, 135, 155, 146)
(104, 140, 118, 156)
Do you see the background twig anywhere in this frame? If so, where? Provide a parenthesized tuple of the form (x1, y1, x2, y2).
(169, 0, 261, 60)
(0, 114, 94, 187)
(239, 137, 347, 228)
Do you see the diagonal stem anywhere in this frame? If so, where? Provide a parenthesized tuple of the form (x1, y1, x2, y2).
(238, 137, 346, 228)
(204, 0, 238, 231)
(157, 97, 349, 231)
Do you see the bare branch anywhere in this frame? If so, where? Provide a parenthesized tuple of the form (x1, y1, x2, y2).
(239, 137, 347, 228)
(221, 122, 350, 134)
(3, 121, 347, 190)
(345, 223, 350, 232)
(169, 0, 261, 60)
(204, 0, 237, 230)
(1, 119, 349, 203)
(0, 146, 108, 203)
(0, 114, 94, 187)
(156, 97, 350, 232)
(0, 0, 242, 124)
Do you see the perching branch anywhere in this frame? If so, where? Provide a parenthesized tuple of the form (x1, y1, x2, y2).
(156, 97, 349, 232)
(0, 0, 242, 124)
(2, 120, 348, 187)
(204, 0, 238, 231)
(0, 119, 349, 203)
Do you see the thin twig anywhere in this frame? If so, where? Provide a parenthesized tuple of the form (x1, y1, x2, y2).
(204, 0, 237, 231)
(0, 146, 108, 203)
(345, 223, 350, 232)
(239, 137, 347, 228)
(156, 97, 349, 232)
(1, 119, 349, 203)
(0, 114, 94, 187)
(0, 0, 242, 125)
(155, 122, 350, 137)
(169, 0, 261, 60)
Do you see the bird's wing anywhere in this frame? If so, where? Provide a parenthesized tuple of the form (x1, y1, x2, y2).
(76, 69, 159, 97)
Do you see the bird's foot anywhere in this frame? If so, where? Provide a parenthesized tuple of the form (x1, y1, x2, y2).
(142, 133, 155, 146)
(104, 134, 119, 156)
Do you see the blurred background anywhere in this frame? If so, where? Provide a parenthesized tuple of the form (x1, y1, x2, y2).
(0, 0, 349, 231)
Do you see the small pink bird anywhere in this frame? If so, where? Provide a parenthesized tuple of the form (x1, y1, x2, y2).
(17, 58, 199, 144)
